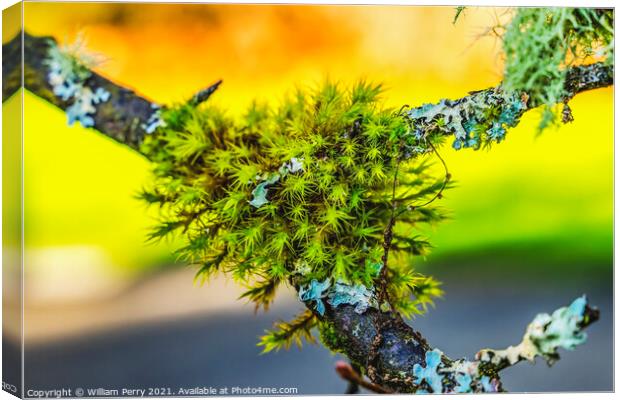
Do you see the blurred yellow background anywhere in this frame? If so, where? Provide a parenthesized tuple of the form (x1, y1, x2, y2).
(4, 4, 612, 337)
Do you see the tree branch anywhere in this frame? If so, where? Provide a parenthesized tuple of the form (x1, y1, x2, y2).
(309, 294, 599, 393)
(563, 63, 614, 102)
(3, 31, 158, 153)
(402, 62, 612, 154)
(3, 31, 612, 394)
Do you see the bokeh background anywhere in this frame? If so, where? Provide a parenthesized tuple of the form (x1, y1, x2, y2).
(3, 4, 613, 394)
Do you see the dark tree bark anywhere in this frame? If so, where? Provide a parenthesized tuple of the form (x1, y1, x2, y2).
(317, 297, 599, 393)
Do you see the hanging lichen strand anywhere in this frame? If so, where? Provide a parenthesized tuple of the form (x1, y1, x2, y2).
(502, 8, 613, 130)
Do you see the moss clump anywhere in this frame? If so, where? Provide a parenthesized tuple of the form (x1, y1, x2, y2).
(136, 7, 611, 357)
(139, 81, 447, 350)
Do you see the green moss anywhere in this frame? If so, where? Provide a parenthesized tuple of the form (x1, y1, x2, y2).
(258, 310, 317, 353)
(140, 81, 445, 334)
(318, 320, 347, 354)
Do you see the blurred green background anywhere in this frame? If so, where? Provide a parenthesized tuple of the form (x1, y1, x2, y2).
(21, 87, 613, 280)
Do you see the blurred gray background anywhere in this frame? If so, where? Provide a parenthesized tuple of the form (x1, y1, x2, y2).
(22, 255, 612, 395)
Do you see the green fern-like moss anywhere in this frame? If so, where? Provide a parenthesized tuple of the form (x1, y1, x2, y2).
(140, 81, 446, 332)
(137, 8, 612, 354)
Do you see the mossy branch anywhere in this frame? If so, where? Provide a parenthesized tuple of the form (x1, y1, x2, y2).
(2, 30, 611, 394)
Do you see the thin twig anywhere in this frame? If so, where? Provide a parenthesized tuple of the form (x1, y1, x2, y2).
(396, 141, 451, 217)
(190, 79, 223, 106)
(335, 361, 393, 394)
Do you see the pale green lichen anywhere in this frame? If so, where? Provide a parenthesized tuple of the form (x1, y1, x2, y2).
(530, 296, 588, 357)
(476, 296, 590, 367)
(405, 89, 526, 152)
(411, 308, 590, 394)
(45, 39, 110, 128)
(502, 8, 614, 131)
(292, 259, 312, 276)
(408, 101, 471, 140)
(327, 280, 375, 314)
(250, 158, 304, 208)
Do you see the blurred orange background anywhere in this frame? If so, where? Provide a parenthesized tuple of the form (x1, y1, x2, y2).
(22, 4, 510, 108)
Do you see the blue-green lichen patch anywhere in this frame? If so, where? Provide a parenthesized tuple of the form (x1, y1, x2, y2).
(412, 348, 444, 393)
(298, 278, 377, 316)
(404, 88, 527, 153)
(441, 359, 479, 393)
(479, 376, 500, 392)
(65, 87, 110, 127)
(249, 173, 281, 208)
(453, 372, 472, 393)
(250, 158, 304, 208)
(46, 40, 110, 128)
(279, 157, 304, 174)
(143, 104, 166, 134)
(298, 278, 331, 316)
(476, 296, 591, 368)
(411, 349, 502, 394)
(327, 280, 375, 314)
